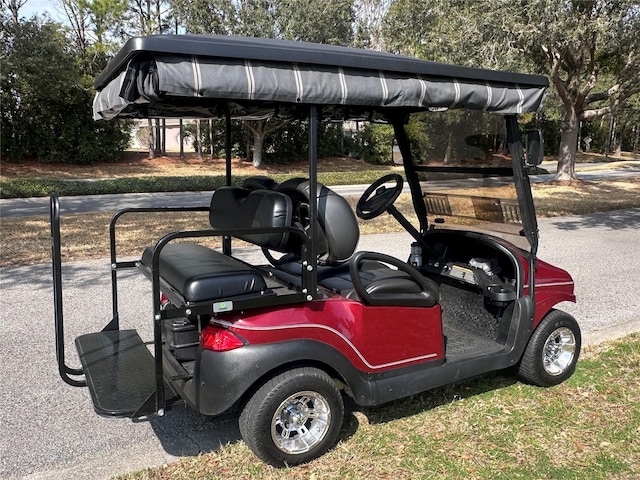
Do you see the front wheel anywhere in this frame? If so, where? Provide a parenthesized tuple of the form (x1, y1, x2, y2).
(239, 367, 344, 467)
(518, 309, 581, 387)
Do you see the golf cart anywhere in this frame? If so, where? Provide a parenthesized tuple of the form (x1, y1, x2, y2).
(51, 35, 580, 467)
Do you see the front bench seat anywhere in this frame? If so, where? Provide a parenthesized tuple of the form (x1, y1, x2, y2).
(141, 187, 292, 304)
(272, 178, 439, 307)
(321, 251, 439, 307)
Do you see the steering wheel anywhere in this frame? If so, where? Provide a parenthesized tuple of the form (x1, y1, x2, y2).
(356, 174, 404, 220)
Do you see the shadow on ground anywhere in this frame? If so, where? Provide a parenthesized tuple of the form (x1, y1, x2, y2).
(145, 371, 516, 459)
(550, 208, 640, 231)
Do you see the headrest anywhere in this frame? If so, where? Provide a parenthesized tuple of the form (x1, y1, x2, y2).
(242, 175, 279, 191)
(276, 179, 359, 264)
(209, 187, 292, 251)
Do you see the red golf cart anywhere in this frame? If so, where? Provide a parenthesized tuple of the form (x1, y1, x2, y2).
(51, 35, 580, 467)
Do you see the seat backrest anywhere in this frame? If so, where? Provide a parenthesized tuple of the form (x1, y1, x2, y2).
(242, 175, 279, 191)
(209, 187, 292, 251)
(276, 179, 359, 265)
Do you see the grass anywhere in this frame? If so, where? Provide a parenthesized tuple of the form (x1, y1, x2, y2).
(0, 171, 404, 199)
(112, 333, 640, 480)
(0, 155, 399, 198)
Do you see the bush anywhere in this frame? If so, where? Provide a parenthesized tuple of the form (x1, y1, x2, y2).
(0, 19, 131, 164)
(350, 124, 395, 164)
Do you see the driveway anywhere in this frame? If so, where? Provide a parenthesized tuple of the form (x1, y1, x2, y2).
(1, 209, 639, 479)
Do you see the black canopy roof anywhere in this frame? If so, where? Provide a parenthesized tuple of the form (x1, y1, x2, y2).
(93, 35, 548, 121)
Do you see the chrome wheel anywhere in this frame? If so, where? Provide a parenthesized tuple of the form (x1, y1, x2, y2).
(542, 326, 577, 376)
(518, 310, 581, 387)
(271, 391, 331, 455)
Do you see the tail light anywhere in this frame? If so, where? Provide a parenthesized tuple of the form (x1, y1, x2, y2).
(200, 325, 245, 352)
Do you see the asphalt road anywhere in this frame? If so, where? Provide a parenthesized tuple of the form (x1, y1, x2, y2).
(1, 208, 639, 480)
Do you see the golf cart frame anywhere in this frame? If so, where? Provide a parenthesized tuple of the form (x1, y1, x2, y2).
(51, 35, 579, 466)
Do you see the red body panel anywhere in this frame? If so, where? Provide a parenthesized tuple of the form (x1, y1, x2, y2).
(217, 295, 444, 373)
(480, 237, 576, 327)
(530, 258, 576, 326)
(511, 247, 576, 326)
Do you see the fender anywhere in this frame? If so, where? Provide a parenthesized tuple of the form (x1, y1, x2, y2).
(531, 259, 576, 327)
(191, 340, 378, 415)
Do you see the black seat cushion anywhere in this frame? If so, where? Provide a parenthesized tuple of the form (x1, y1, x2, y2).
(320, 257, 439, 307)
(273, 253, 351, 281)
(319, 260, 416, 296)
(209, 187, 292, 252)
(141, 243, 267, 303)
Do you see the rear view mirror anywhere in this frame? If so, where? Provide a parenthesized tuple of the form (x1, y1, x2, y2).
(525, 130, 544, 166)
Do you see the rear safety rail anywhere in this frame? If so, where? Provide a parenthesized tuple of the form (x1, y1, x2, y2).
(49, 193, 162, 417)
(50, 193, 86, 387)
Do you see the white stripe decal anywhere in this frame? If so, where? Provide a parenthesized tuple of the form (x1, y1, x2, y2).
(516, 84, 525, 114)
(449, 79, 460, 108)
(191, 55, 202, 97)
(217, 320, 439, 370)
(338, 67, 348, 104)
(524, 281, 574, 289)
(244, 60, 255, 100)
(293, 63, 303, 102)
(483, 82, 493, 111)
(379, 71, 389, 106)
(418, 75, 427, 106)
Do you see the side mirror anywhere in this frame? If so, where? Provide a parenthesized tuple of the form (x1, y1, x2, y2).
(525, 130, 544, 166)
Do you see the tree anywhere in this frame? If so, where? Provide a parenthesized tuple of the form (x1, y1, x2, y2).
(0, 18, 130, 163)
(514, 1, 640, 180)
(381, 0, 439, 58)
(128, 0, 171, 35)
(1, 0, 28, 24)
(383, 0, 640, 181)
(171, 0, 355, 168)
(58, 0, 128, 75)
(353, 0, 391, 50)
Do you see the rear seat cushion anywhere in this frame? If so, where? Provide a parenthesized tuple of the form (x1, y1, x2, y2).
(141, 243, 267, 303)
(209, 187, 292, 252)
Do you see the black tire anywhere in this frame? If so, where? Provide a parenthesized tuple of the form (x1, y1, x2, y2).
(239, 367, 344, 467)
(518, 309, 581, 387)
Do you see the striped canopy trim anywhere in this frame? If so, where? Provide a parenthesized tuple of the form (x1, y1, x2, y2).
(93, 54, 546, 121)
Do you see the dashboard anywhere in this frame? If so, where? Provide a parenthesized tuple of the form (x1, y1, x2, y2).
(419, 230, 519, 304)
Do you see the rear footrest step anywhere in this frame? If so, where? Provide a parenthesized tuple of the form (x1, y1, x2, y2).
(76, 330, 157, 418)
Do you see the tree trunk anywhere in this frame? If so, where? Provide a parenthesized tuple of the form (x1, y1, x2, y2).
(209, 119, 215, 159)
(196, 120, 202, 160)
(154, 119, 161, 153)
(245, 130, 253, 163)
(179, 119, 184, 158)
(252, 132, 265, 168)
(147, 118, 155, 159)
(555, 109, 579, 181)
(443, 130, 453, 164)
(161, 118, 166, 154)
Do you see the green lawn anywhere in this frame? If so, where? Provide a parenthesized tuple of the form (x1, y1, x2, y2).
(113, 334, 640, 480)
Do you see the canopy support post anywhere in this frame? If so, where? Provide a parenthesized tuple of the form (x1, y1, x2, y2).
(223, 109, 232, 255)
(391, 119, 429, 233)
(306, 106, 319, 299)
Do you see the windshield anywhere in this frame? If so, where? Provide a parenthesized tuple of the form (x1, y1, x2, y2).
(407, 111, 530, 251)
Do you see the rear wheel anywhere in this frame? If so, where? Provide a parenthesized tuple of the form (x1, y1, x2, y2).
(239, 367, 344, 467)
(518, 309, 581, 387)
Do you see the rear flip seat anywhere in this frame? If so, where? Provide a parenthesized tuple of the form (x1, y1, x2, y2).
(141, 243, 267, 303)
(140, 186, 292, 304)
